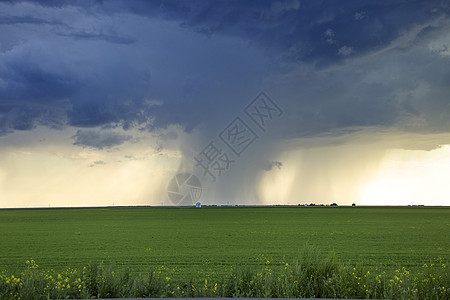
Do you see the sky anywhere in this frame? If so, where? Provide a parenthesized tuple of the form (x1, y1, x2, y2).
(1, 0, 450, 208)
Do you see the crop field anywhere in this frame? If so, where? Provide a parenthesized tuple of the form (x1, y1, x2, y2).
(1, 206, 449, 299)
(1, 206, 449, 276)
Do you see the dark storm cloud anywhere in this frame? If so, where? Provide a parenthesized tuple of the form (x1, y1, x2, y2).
(0, 0, 449, 143)
(3, 0, 449, 65)
(57, 31, 136, 44)
(0, 100, 70, 135)
(0, 14, 63, 26)
(116, 0, 449, 66)
(72, 129, 132, 149)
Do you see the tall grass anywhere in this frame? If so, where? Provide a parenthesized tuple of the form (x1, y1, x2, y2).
(1, 246, 448, 299)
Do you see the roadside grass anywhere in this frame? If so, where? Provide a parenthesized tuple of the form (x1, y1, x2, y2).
(1, 246, 448, 300)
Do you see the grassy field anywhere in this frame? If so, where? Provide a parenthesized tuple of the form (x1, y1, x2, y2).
(0, 206, 449, 277)
(1, 206, 449, 299)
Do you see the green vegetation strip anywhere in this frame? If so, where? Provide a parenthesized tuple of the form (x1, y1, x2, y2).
(1, 248, 449, 299)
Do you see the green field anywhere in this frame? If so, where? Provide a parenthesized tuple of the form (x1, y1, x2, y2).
(1, 206, 449, 277)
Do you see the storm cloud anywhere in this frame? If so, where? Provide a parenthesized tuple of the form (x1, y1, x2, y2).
(0, 0, 449, 140)
(1, 0, 450, 207)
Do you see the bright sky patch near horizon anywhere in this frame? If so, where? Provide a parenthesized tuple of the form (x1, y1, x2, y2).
(1, 1, 450, 208)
